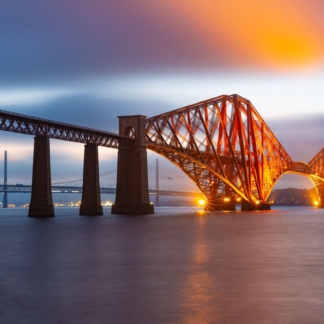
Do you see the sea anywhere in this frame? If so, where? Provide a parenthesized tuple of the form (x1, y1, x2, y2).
(1, 206, 324, 324)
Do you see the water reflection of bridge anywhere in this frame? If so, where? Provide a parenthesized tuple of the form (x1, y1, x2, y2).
(1, 94, 324, 216)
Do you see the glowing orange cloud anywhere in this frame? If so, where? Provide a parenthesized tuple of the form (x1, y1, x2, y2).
(159, 0, 323, 70)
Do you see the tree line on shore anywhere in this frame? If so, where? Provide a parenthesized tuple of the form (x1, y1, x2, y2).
(267, 188, 318, 206)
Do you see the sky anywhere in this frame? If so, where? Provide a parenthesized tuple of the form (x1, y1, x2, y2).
(1, 0, 324, 190)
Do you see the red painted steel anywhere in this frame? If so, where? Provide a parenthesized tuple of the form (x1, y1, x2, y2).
(309, 148, 324, 178)
(145, 94, 321, 205)
(308, 148, 324, 206)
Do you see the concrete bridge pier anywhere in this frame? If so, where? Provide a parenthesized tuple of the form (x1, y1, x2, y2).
(28, 136, 55, 217)
(112, 115, 154, 214)
(241, 200, 271, 211)
(80, 144, 103, 216)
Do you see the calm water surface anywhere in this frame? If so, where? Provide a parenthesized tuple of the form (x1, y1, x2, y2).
(1, 206, 324, 324)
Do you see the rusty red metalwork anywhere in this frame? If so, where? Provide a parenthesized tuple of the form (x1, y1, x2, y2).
(145, 94, 320, 206)
(308, 148, 324, 206)
(309, 148, 324, 177)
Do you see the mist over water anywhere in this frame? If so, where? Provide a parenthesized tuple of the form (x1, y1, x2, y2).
(1, 206, 324, 324)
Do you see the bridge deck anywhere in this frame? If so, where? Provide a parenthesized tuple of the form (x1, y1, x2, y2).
(0, 109, 133, 149)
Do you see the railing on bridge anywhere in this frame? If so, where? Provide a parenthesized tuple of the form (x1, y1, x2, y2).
(309, 147, 324, 178)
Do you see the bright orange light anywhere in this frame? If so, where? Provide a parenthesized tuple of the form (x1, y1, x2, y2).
(236, 197, 241, 202)
(255, 200, 260, 205)
(198, 199, 206, 206)
(314, 201, 319, 206)
(224, 197, 230, 202)
(164, 0, 322, 70)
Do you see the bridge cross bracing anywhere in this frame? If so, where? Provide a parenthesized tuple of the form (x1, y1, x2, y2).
(1, 93, 324, 215)
(0, 109, 133, 149)
(145, 94, 323, 210)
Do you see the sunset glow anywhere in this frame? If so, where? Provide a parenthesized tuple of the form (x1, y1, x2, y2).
(160, 0, 323, 69)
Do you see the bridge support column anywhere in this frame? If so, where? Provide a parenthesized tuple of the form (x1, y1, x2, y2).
(80, 144, 103, 216)
(112, 115, 154, 215)
(241, 201, 271, 211)
(28, 136, 54, 217)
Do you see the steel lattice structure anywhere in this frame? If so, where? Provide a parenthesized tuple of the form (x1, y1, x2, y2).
(309, 148, 324, 178)
(0, 109, 133, 149)
(308, 148, 324, 205)
(145, 94, 314, 204)
(1, 96, 324, 207)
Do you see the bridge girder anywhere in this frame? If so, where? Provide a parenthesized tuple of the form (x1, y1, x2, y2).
(309, 147, 324, 178)
(146, 94, 297, 204)
(147, 143, 249, 202)
(307, 148, 324, 206)
(308, 175, 324, 207)
(0, 109, 133, 149)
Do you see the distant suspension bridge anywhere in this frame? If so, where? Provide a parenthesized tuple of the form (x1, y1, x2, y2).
(0, 152, 200, 207)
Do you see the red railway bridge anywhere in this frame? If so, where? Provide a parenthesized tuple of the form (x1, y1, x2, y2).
(1, 94, 323, 216)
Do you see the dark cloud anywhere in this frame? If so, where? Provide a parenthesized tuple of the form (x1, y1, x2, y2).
(0, 0, 229, 85)
(4, 94, 174, 132)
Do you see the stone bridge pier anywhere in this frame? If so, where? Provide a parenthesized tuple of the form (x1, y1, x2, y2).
(28, 137, 103, 217)
(28, 136, 54, 217)
(112, 115, 154, 214)
(79, 144, 103, 216)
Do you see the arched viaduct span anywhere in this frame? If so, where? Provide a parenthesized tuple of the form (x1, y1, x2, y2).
(0, 94, 323, 216)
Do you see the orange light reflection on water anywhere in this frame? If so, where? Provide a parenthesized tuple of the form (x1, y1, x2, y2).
(179, 216, 220, 323)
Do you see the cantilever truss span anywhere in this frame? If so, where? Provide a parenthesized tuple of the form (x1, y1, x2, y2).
(145, 94, 321, 206)
(0, 109, 133, 149)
